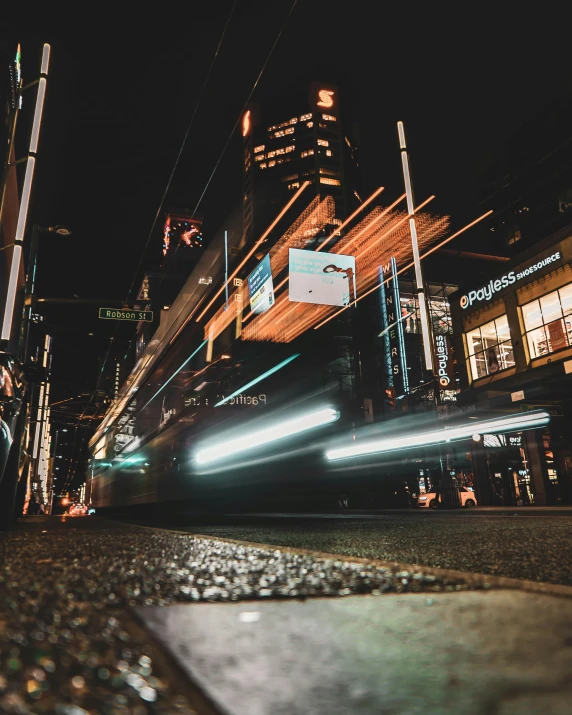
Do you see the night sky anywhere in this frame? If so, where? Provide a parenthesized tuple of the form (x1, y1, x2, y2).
(3, 5, 571, 486)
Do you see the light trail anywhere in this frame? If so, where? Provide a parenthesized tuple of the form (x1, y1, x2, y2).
(326, 410, 550, 461)
(316, 186, 385, 252)
(215, 353, 300, 406)
(314, 210, 494, 331)
(196, 181, 310, 322)
(196, 406, 339, 465)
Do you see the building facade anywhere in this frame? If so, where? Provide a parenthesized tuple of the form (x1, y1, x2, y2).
(241, 82, 360, 249)
(451, 222, 572, 505)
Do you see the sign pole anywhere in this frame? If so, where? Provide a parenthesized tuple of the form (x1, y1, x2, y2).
(224, 230, 229, 312)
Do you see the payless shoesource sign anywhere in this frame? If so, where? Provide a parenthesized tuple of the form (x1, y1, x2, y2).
(460, 250, 562, 310)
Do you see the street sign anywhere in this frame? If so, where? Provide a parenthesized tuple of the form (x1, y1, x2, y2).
(98, 308, 153, 322)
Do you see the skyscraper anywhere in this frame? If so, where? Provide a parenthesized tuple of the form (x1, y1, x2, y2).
(241, 82, 359, 249)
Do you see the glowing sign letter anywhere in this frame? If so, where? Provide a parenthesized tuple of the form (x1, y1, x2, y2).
(242, 110, 251, 137)
(317, 90, 334, 108)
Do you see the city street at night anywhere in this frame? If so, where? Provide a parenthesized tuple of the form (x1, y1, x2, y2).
(4, 6, 572, 713)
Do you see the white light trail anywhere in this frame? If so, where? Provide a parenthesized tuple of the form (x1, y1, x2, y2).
(326, 410, 550, 461)
(196, 406, 339, 465)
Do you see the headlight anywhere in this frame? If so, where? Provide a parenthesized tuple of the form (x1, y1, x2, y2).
(418, 496, 427, 501)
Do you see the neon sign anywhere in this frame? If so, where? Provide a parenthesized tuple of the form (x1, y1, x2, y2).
(317, 89, 334, 108)
(242, 110, 251, 137)
(460, 251, 562, 309)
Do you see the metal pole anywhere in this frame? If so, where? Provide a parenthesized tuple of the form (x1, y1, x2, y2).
(397, 121, 434, 373)
(2, 44, 51, 344)
(0, 45, 23, 234)
(224, 230, 229, 311)
(20, 223, 40, 362)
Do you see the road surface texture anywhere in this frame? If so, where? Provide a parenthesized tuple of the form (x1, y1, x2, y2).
(0, 516, 473, 714)
(165, 511, 572, 586)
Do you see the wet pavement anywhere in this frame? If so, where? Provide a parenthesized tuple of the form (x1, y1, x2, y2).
(0, 516, 475, 714)
(167, 512, 572, 586)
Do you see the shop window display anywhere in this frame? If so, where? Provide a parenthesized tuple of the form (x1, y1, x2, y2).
(466, 315, 515, 380)
(522, 283, 572, 359)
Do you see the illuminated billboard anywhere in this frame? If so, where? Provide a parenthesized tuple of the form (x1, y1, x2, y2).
(288, 249, 356, 307)
(248, 254, 275, 314)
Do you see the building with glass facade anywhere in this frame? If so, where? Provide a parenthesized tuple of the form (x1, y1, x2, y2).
(451, 221, 572, 505)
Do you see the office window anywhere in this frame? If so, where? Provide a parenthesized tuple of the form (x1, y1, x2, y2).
(259, 162, 267, 169)
(254, 145, 265, 153)
(326, 149, 333, 157)
(254, 154, 265, 162)
(287, 182, 300, 190)
(319, 177, 341, 186)
(267, 150, 276, 158)
(317, 139, 329, 147)
(522, 283, 572, 358)
(301, 149, 315, 158)
(306, 121, 314, 128)
(300, 113, 312, 121)
(285, 127, 294, 135)
(466, 315, 514, 380)
(322, 114, 336, 121)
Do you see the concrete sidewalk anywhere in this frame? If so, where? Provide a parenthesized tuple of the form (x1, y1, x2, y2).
(138, 590, 572, 715)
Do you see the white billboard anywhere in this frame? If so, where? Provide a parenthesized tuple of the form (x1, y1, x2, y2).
(288, 249, 356, 307)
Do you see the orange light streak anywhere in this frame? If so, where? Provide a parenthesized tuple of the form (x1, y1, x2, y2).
(355, 195, 434, 259)
(338, 194, 406, 255)
(316, 186, 386, 252)
(196, 181, 311, 322)
(313, 210, 494, 331)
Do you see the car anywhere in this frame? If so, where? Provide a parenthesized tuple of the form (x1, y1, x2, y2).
(417, 487, 477, 509)
(66, 503, 88, 517)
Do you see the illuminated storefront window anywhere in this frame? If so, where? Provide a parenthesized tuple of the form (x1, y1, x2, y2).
(521, 283, 572, 358)
(466, 315, 514, 380)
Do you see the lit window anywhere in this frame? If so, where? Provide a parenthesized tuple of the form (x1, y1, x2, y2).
(274, 130, 285, 138)
(254, 145, 265, 153)
(287, 182, 300, 190)
(285, 127, 294, 134)
(282, 173, 299, 182)
(284, 145, 295, 153)
(465, 315, 514, 380)
(268, 160, 276, 167)
(307, 122, 314, 128)
(300, 113, 312, 121)
(322, 114, 336, 121)
(317, 139, 329, 147)
(259, 162, 267, 169)
(267, 150, 276, 158)
(522, 283, 572, 359)
(326, 149, 333, 157)
(254, 154, 265, 162)
(319, 168, 340, 176)
(319, 177, 341, 186)
(301, 149, 314, 158)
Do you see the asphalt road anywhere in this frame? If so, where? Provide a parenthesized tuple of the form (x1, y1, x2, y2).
(157, 511, 572, 586)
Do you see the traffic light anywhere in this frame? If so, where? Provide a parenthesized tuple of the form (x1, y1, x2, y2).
(385, 387, 396, 410)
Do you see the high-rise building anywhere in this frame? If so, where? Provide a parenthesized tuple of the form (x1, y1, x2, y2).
(241, 82, 360, 248)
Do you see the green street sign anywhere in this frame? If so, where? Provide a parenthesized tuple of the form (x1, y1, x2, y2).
(98, 308, 153, 322)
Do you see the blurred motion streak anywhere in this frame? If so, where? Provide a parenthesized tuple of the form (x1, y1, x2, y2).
(326, 410, 550, 461)
(196, 406, 339, 465)
(214, 353, 300, 406)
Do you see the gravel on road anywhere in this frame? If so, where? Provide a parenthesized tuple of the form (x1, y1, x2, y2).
(176, 514, 572, 586)
(0, 517, 473, 714)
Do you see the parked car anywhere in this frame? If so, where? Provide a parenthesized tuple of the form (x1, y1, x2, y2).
(417, 487, 477, 509)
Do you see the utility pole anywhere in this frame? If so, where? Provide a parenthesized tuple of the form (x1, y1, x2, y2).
(397, 121, 460, 507)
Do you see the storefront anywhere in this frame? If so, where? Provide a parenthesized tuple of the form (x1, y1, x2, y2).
(451, 225, 572, 505)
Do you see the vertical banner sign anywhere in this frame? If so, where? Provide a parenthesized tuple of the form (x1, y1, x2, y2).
(381, 261, 405, 395)
(378, 265, 393, 388)
(248, 254, 275, 314)
(434, 333, 454, 390)
(391, 257, 409, 394)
